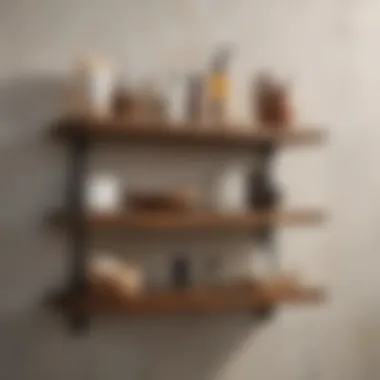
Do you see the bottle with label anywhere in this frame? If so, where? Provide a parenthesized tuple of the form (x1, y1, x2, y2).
(207, 47, 232, 125)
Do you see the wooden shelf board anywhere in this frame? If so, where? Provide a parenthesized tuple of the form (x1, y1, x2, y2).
(50, 116, 326, 148)
(51, 279, 325, 317)
(49, 209, 326, 232)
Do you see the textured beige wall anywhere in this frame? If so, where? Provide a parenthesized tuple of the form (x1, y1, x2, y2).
(0, 0, 376, 379)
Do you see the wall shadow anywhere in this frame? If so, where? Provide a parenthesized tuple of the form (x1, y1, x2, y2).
(0, 74, 262, 380)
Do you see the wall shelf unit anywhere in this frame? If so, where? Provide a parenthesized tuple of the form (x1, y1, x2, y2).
(48, 116, 327, 331)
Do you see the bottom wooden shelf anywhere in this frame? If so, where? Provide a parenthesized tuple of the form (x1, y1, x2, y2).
(50, 276, 325, 317)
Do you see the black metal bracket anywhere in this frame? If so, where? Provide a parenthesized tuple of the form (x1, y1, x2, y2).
(255, 305, 277, 322)
(67, 135, 89, 332)
(250, 141, 279, 245)
(250, 142, 280, 321)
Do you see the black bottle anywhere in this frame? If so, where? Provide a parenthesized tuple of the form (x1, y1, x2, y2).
(248, 169, 279, 210)
(172, 257, 191, 288)
(248, 147, 280, 210)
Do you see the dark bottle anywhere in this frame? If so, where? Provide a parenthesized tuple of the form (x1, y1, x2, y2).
(171, 257, 191, 288)
(248, 147, 281, 211)
(248, 170, 279, 210)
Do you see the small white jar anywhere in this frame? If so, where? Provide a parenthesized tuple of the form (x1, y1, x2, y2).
(209, 163, 248, 212)
(85, 174, 122, 213)
(167, 76, 187, 124)
(68, 56, 114, 118)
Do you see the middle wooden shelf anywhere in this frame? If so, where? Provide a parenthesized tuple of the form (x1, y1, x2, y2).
(49, 208, 325, 232)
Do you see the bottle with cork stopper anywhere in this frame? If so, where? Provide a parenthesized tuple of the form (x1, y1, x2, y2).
(207, 46, 232, 126)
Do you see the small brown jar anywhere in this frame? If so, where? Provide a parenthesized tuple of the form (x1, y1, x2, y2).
(252, 73, 292, 128)
(137, 83, 168, 123)
(111, 86, 136, 121)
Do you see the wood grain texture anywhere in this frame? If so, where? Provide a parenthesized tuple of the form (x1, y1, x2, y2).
(49, 209, 326, 232)
(50, 116, 326, 148)
(50, 276, 325, 316)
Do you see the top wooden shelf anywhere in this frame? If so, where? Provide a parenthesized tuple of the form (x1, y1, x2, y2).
(50, 116, 326, 149)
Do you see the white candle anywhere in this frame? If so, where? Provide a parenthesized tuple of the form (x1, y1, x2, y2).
(85, 174, 121, 213)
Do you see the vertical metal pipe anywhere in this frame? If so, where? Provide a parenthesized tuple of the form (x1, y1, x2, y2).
(252, 142, 279, 319)
(67, 135, 89, 331)
(256, 142, 279, 272)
